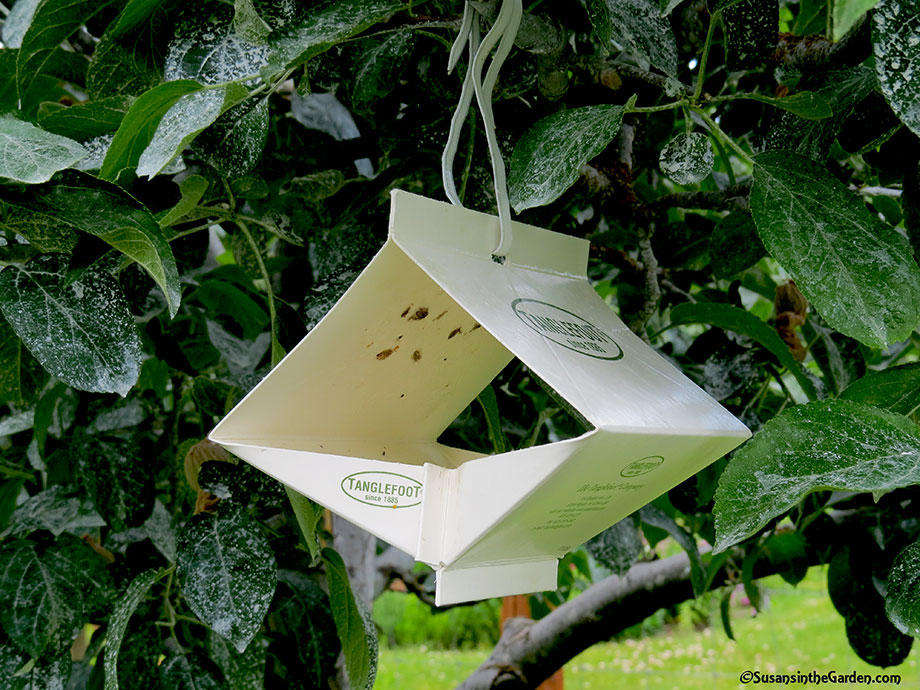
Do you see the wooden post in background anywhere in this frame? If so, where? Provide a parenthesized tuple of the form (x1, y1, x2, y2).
(501, 596, 564, 689)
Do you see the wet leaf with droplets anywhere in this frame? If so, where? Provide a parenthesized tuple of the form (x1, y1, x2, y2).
(751, 150, 920, 348)
(0, 254, 142, 396)
(177, 502, 277, 653)
(713, 399, 920, 552)
(874, 0, 920, 138)
(0, 117, 86, 184)
(509, 105, 625, 212)
(659, 132, 714, 185)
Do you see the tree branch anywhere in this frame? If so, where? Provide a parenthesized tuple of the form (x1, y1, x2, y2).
(456, 516, 851, 690)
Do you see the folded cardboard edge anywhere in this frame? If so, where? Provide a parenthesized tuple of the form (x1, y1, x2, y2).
(389, 189, 589, 279)
(435, 558, 559, 606)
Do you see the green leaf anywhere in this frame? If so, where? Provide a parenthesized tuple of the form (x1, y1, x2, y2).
(323, 548, 378, 690)
(639, 505, 706, 595)
(658, 132, 714, 185)
(0, 313, 32, 406)
(208, 632, 266, 690)
(0, 171, 181, 317)
(874, 0, 920, 139)
(144, 499, 178, 563)
(193, 281, 268, 341)
(803, 318, 865, 396)
(847, 605, 914, 667)
(85, 12, 165, 98)
(234, 0, 271, 44)
(1, 0, 41, 49)
(16, 649, 71, 690)
(177, 503, 277, 652)
(719, 589, 735, 640)
(509, 105, 625, 212)
(736, 91, 832, 119)
(751, 150, 920, 349)
(159, 653, 228, 690)
(285, 487, 324, 565)
(349, 32, 413, 116)
(713, 399, 920, 552)
(0, 117, 86, 184)
(764, 67, 876, 161)
(586, 516, 643, 575)
(159, 175, 209, 228)
(842, 362, 920, 416)
(669, 301, 818, 400)
(192, 98, 269, 178)
(708, 211, 764, 278)
(0, 254, 142, 396)
(104, 569, 161, 690)
(137, 85, 248, 178)
(77, 436, 155, 532)
(37, 96, 134, 140)
(833, 0, 878, 39)
(0, 534, 110, 656)
(722, 0, 778, 70)
(583, 0, 678, 75)
(100, 79, 204, 182)
(886, 540, 920, 638)
(7, 485, 105, 537)
(476, 384, 510, 454)
(267, 0, 405, 72)
(108, 0, 165, 37)
(763, 531, 808, 585)
(272, 572, 340, 686)
(16, 0, 119, 99)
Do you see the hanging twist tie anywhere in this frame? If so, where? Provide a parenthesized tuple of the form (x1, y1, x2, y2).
(442, 0, 522, 262)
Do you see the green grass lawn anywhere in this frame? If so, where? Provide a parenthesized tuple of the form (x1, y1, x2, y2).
(374, 567, 920, 689)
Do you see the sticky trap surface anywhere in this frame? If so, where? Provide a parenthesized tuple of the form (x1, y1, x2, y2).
(211, 190, 750, 605)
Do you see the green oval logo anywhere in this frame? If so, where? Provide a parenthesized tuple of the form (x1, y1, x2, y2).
(341, 471, 423, 509)
(620, 456, 664, 478)
(511, 299, 624, 361)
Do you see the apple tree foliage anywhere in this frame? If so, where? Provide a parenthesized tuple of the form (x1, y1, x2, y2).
(1, 0, 920, 686)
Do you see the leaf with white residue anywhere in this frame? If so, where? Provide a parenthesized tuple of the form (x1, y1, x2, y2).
(751, 150, 920, 348)
(104, 569, 161, 690)
(159, 653, 228, 690)
(349, 33, 413, 115)
(0, 254, 142, 396)
(8, 486, 105, 537)
(0, 117, 86, 184)
(873, 0, 920, 138)
(0, 171, 181, 317)
(509, 105, 625, 211)
(177, 503, 276, 652)
(209, 632, 266, 690)
(659, 132, 714, 185)
(586, 516, 643, 575)
(713, 399, 920, 552)
(1, 0, 41, 48)
(137, 86, 247, 178)
(268, 0, 405, 71)
(584, 0, 678, 75)
(737, 91, 832, 119)
(887, 541, 920, 637)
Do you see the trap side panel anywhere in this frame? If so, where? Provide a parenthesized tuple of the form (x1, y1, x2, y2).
(216, 442, 427, 556)
(390, 191, 749, 435)
(443, 429, 745, 569)
(210, 240, 513, 448)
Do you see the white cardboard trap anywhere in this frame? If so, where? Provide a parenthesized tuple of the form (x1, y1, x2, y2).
(210, 190, 750, 605)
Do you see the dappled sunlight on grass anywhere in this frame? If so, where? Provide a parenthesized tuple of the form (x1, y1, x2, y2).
(375, 568, 920, 689)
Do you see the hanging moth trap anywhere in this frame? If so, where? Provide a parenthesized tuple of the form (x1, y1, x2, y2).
(209, 190, 750, 605)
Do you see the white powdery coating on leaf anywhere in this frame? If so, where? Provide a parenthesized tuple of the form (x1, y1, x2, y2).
(103, 569, 159, 690)
(751, 150, 920, 348)
(604, 0, 678, 75)
(74, 133, 115, 171)
(659, 132, 714, 185)
(177, 505, 276, 653)
(0, 254, 142, 396)
(509, 104, 625, 211)
(714, 399, 920, 551)
(0, 117, 87, 184)
(874, 0, 920, 136)
(138, 89, 226, 177)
